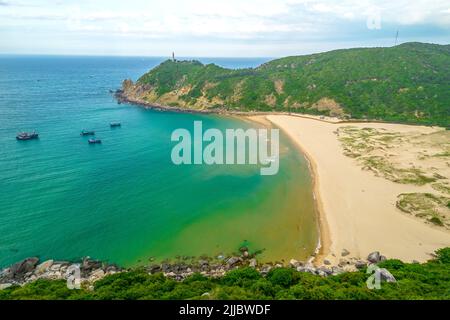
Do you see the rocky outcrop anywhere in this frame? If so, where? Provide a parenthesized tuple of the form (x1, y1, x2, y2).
(0, 257, 121, 289)
(367, 251, 387, 264)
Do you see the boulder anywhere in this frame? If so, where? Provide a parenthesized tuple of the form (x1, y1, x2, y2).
(317, 266, 332, 276)
(297, 263, 316, 274)
(341, 249, 350, 257)
(379, 268, 396, 283)
(105, 265, 119, 273)
(226, 257, 242, 267)
(9, 257, 39, 278)
(148, 265, 161, 274)
(260, 265, 272, 275)
(199, 260, 210, 271)
(0, 283, 12, 290)
(198, 259, 209, 267)
(367, 251, 381, 264)
(355, 260, 367, 269)
(239, 246, 248, 253)
(0, 268, 10, 282)
(249, 259, 257, 268)
(27, 275, 37, 282)
(82, 258, 102, 271)
(35, 260, 54, 274)
(164, 271, 176, 278)
(331, 266, 344, 275)
(289, 259, 300, 268)
(50, 264, 61, 272)
(323, 259, 331, 265)
(338, 259, 349, 267)
(316, 270, 327, 277)
(161, 263, 171, 272)
(89, 269, 105, 282)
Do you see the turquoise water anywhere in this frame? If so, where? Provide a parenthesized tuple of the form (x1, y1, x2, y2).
(0, 56, 318, 268)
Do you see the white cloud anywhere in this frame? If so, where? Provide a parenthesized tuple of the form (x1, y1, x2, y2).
(2, 0, 449, 34)
(0, 0, 448, 55)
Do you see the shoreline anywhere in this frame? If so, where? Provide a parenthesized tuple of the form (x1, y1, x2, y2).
(246, 115, 328, 266)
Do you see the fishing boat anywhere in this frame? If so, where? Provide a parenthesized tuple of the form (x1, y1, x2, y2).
(110, 122, 121, 127)
(80, 130, 95, 136)
(16, 132, 39, 141)
(88, 138, 102, 144)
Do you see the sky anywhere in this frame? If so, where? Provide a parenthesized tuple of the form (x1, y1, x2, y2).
(0, 0, 449, 57)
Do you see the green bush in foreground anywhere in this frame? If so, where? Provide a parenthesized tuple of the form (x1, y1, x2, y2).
(1, 248, 449, 300)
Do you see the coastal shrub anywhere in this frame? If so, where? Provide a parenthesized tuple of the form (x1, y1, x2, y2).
(336, 286, 378, 300)
(295, 272, 329, 289)
(436, 247, 450, 264)
(183, 272, 209, 283)
(250, 279, 276, 298)
(378, 259, 405, 270)
(267, 268, 296, 287)
(221, 267, 261, 286)
(212, 286, 257, 300)
(0, 279, 86, 300)
(161, 279, 214, 300)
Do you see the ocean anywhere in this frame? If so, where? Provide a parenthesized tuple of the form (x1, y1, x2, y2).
(0, 55, 318, 267)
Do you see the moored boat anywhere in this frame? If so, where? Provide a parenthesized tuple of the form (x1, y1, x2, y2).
(80, 130, 95, 136)
(16, 132, 39, 141)
(110, 122, 121, 127)
(88, 138, 102, 144)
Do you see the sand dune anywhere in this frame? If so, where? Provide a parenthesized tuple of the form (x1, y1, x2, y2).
(265, 115, 450, 264)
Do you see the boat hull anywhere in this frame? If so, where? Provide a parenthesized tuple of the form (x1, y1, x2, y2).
(16, 134, 39, 141)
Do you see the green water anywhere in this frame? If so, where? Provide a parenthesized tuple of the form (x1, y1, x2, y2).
(132, 122, 319, 265)
(0, 56, 318, 267)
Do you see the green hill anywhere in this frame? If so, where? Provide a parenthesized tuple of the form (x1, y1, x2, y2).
(120, 42, 450, 126)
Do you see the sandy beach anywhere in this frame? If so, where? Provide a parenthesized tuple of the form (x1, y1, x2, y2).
(264, 115, 450, 265)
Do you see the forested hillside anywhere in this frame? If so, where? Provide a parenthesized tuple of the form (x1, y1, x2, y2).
(121, 42, 449, 126)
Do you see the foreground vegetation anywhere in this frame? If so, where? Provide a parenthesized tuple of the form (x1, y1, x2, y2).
(124, 42, 450, 127)
(1, 248, 449, 300)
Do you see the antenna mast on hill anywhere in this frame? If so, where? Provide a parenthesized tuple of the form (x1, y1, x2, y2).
(172, 52, 175, 62)
(394, 30, 399, 46)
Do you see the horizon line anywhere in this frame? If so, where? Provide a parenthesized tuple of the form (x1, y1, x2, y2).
(0, 41, 447, 60)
